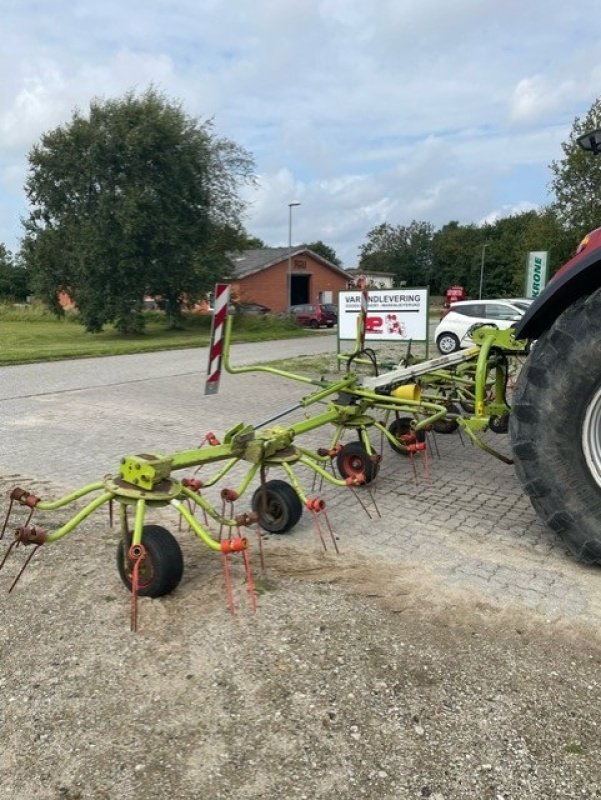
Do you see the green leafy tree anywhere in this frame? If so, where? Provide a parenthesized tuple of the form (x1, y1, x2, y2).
(519, 207, 576, 283)
(23, 88, 255, 332)
(0, 245, 31, 301)
(549, 97, 601, 239)
(431, 222, 480, 295)
(302, 240, 342, 266)
(358, 221, 433, 286)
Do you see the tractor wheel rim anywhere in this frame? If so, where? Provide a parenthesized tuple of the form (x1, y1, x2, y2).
(582, 384, 601, 488)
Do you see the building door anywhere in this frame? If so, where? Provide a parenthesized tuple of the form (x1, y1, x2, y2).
(291, 274, 310, 305)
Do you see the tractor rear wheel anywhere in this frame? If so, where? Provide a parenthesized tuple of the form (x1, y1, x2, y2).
(117, 525, 184, 597)
(510, 289, 601, 564)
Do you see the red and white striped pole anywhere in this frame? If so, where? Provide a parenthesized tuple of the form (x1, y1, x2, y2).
(205, 283, 230, 395)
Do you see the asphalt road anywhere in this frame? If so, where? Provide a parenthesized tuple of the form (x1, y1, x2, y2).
(1, 331, 599, 627)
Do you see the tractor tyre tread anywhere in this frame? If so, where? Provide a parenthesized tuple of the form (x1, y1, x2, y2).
(509, 289, 601, 564)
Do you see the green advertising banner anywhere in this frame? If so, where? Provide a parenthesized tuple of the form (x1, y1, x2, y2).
(525, 251, 549, 298)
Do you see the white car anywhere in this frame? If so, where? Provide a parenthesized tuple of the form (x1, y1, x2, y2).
(434, 299, 530, 354)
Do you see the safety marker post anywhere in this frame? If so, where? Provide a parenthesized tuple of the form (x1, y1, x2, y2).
(205, 283, 230, 395)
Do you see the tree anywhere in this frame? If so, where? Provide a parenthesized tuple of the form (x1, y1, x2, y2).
(302, 240, 342, 266)
(0, 245, 30, 301)
(549, 97, 601, 239)
(23, 88, 255, 332)
(358, 221, 433, 286)
(431, 221, 480, 295)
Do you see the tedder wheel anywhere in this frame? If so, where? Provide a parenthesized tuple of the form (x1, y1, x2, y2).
(510, 288, 601, 564)
(116, 525, 184, 597)
(336, 441, 379, 483)
(387, 417, 426, 455)
(433, 404, 460, 434)
(251, 479, 303, 534)
(436, 332, 460, 354)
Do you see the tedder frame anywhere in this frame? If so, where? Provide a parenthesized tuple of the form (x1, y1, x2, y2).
(1, 282, 529, 628)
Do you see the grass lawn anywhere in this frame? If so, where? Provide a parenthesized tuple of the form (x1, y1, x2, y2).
(0, 306, 319, 365)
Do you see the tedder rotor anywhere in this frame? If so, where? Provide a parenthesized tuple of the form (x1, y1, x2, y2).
(1, 281, 529, 629)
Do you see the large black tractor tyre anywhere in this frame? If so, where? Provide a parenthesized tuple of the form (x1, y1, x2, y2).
(510, 289, 601, 564)
(117, 525, 184, 597)
(251, 479, 303, 534)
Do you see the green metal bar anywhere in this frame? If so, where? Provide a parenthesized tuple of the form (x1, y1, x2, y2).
(36, 481, 106, 511)
(179, 476, 258, 527)
(45, 491, 114, 543)
(281, 463, 309, 504)
(170, 443, 241, 471)
(372, 419, 408, 450)
(288, 405, 350, 437)
(230, 462, 261, 499)
(187, 457, 239, 488)
(297, 376, 357, 408)
(222, 313, 321, 387)
(459, 422, 514, 465)
(170, 499, 222, 551)
(132, 498, 146, 546)
(179, 484, 235, 527)
(474, 333, 496, 417)
(295, 454, 356, 487)
(359, 427, 374, 455)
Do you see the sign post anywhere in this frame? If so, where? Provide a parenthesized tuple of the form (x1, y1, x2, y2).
(338, 287, 429, 343)
(525, 251, 549, 299)
(205, 283, 230, 395)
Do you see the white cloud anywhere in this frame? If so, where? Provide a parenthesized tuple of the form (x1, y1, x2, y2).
(1, 1, 601, 265)
(510, 75, 577, 125)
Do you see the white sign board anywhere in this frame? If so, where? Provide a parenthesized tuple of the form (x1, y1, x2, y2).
(338, 288, 429, 341)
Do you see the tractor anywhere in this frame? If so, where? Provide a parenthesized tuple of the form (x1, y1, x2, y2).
(510, 128, 601, 564)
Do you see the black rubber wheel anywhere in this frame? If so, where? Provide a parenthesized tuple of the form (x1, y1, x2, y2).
(489, 412, 510, 434)
(436, 332, 460, 354)
(116, 525, 184, 597)
(510, 289, 601, 564)
(336, 442, 379, 483)
(309, 319, 319, 329)
(251, 479, 303, 533)
(387, 417, 426, 455)
(433, 404, 460, 434)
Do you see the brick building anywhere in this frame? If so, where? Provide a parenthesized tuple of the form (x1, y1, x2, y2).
(227, 247, 351, 313)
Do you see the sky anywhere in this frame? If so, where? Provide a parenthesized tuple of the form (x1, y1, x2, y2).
(2, 1, 601, 268)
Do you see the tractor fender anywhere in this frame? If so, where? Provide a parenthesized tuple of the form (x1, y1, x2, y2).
(515, 235, 601, 340)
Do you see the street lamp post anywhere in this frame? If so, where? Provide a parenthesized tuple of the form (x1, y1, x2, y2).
(287, 201, 301, 309)
(479, 243, 489, 300)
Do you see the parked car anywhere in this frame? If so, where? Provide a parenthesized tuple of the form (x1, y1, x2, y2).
(229, 302, 271, 315)
(502, 298, 534, 312)
(321, 303, 338, 323)
(434, 299, 528, 354)
(284, 303, 337, 328)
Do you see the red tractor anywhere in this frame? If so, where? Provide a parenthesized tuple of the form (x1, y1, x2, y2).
(511, 130, 601, 563)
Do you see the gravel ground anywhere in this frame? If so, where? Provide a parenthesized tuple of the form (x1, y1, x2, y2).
(0, 471, 600, 800)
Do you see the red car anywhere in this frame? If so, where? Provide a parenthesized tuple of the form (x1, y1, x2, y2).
(285, 303, 337, 328)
